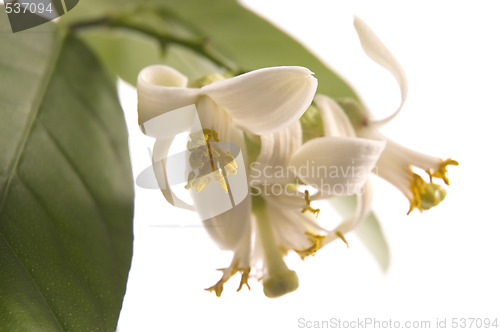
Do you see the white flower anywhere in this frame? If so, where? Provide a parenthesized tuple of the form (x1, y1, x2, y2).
(137, 62, 385, 297)
(246, 116, 384, 297)
(311, 95, 377, 247)
(253, 94, 380, 256)
(296, 16, 458, 252)
(137, 65, 320, 296)
(136, 16, 457, 298)
(321, 17, 458, 215)
(241, 91, 384, 296)
(137, 64, 317, 234)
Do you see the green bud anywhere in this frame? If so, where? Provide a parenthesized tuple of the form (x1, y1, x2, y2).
(420, 183, 447, 210)
(300, 103, 324, 143)
(336, 98, 370, 129)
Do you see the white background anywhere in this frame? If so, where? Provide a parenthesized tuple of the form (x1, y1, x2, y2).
(117, 1, 500, 331)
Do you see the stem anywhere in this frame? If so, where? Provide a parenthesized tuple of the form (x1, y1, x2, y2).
(252, 196, 299, 298)
(68, 15, 236, 72)
(252, 196, 288, 275)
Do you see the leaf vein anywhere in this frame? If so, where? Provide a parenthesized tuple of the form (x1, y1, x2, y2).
(0, 29, 64, 213)
(0, 194, 66, 331)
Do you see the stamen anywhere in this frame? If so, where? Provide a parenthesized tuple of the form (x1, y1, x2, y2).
(206, 267, 251, 296)
(213, 170, 228, 192)
(184, 128, 238, 193)
(205, 265, 239, 297)
(336, 232, 349, 248)
(237, 268, 251, 292)
(184, 171, 196, 190)
(294, 232, 325, 259)
(427, 158, 459, 185)
(301, 190, 320, 217)
(193, 175, 211, 193)
(408, 174, 425, 214)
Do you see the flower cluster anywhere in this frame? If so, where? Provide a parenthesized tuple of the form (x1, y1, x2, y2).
(137, 17, 457, 297)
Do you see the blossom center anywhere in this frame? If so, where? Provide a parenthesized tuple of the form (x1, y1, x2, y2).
(185, 128, 238, 193)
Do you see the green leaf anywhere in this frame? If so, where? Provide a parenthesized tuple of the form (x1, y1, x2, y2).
(0, 16, 134, 331)
(163, 0, 358, 98)
(329, 195, 390, 271)
(78, 29, 223, 85)
(355, 212, 391, 272)
(61, 0, 358, 100)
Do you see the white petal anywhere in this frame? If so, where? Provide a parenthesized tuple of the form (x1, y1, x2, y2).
(334, 180, 374, 235)
(354, 16, 408, 126)
(359, 126, 443, 173)
(141, 104, 200, 139)
(253, 121, 302, 184)
(202, 66, 317, 134)
(195, 95, 246, 152)
(137, 65, 199, 126)
(152, 138, 195, 211)
(266, 200, 316, 252)
(375, 152, 413, 200)
(202, 196, 251, 251)
(266, 195, 327, 238)
(314, 94, 356, 137)
(321, 181, 374, 247)
(289, 136, 385, 196)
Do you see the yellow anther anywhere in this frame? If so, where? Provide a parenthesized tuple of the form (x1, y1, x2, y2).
(301, 190, 320, 217)
(427, 158, 459, 185)
(185, 128, 237, 193)
(193, 175, 211, 192)
(205, 281, 224, 297)
(213, 170, 228, 192)
(205, 267, 236, 297)
(408, 174, 425, 214)
(189, 149, 206, 169)
(184, 171, 196, 190)
(301, 206, 320, 217)
(206, 266, 249, 297)
(336, 232, 349, 248)
(294, 232, 325, 260)
(236, 268, 251, 292)
(224, 159, 238, 175)
(203, 128, 220, 142)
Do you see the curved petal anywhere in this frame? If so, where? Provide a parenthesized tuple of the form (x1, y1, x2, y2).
(314, 94, 356, 138)
(265, 195, 327, 242)
(334, 180, 374, 235)
(152, 138, 195, 211)
(266, 200, 318, 253)
(354, 16, 408, 126)
(360, 127, 445, 173)
(202, 196, 251, 251)
(202, 66, 317, 134)
(195, 95, 246, 153)
(289, 136, 385, 196)
(253, 121, 302, 185)
(137, 65, 199, 126)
